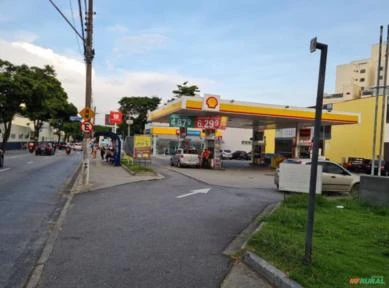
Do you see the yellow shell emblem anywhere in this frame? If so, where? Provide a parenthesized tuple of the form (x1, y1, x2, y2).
(206, 96, 218, 109)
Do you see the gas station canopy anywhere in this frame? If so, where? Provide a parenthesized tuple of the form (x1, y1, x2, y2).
(148, 96, 359, 129)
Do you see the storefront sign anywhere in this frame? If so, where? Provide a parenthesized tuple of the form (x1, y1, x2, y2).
(109, 111, 123, 124)
(202, 94, 220, 112)
(299, 128, 311, 138)
(134, 135, 152, 160)
(169, 115, 194, 128)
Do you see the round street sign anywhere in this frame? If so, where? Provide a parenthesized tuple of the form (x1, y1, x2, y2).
(81, 121, 94, 133)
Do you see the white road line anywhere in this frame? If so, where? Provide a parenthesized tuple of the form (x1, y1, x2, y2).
(0, 168, 11, 173)
(176, 188, 211, 199)
(27, 161, 33, 164)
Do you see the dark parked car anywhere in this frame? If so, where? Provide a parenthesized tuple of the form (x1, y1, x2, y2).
(343, 157, 370, 173)
(56, 142, 67, 150)
(232, 150, 249, 160)
(0, 147, 4, 168)
(364, 159, 388, 175)
(35, 143, 55, 156)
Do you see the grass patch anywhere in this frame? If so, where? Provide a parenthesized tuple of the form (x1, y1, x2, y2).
(246, 194, 389, 288)
(121, 155, 154, 173)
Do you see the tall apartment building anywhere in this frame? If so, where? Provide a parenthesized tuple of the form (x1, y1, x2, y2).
(324, 42, 389, 104)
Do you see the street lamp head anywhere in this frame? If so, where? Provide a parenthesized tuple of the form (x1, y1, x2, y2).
(310, 37, 317, 53)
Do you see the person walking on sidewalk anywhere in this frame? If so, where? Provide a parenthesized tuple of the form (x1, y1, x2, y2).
(100, 146, 106, 160)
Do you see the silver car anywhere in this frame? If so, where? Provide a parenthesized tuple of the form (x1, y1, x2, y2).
(274, 160, 360, 194)
(170, 148, 200, 168)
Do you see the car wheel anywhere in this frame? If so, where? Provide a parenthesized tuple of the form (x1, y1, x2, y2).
(350, 183, 360, 196)
(0, 156, 3, 168)
(170, 160, 174, 166)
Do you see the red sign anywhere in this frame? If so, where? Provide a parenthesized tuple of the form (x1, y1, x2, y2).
(81, 121, 93, 133)
(299, 128, 311, 138)
(109, 111, 123, 124)
(194, 116, 228, 129)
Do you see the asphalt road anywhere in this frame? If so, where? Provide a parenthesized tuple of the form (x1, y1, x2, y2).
(38, 164, 283, 288)
(0, 150, 81, 288)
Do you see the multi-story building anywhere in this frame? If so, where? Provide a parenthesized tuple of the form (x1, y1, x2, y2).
(322, 42, 389, 164)
(325, 42, 389, 104)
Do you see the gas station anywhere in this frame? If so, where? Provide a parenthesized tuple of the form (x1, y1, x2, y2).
(148, 95, 360, 169)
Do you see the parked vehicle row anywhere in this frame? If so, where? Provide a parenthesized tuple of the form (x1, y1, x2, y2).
(343, 157, 389, 175)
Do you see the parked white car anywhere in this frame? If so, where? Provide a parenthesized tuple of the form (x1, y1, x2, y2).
(72, 143, 83, 151)
(221, 149, 233, 160)
(274, 159, 360, 194)
(170, 148, 200, 168)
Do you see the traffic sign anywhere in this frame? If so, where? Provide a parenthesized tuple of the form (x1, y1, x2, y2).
(70, 116, 82, 122)
(79, 107, 95, 121)
(81, 121, 94, 133)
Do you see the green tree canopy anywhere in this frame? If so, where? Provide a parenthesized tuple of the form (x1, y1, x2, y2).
(118, 96, 161, 136)
(22, 65, 69, 140)
(0, 60, 34, 149)
(172, 81, 200, 97)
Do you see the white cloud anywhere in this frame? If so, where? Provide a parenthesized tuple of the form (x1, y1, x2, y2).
(113, 33, 168, 55)
(106, 24, 128, 34)
(0, 39, 214, 125)
(0, 30, 39, 43)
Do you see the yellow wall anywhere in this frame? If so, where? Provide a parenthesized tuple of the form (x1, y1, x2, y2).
(264, 129, 275, 153)
(325, 96, 384, 163)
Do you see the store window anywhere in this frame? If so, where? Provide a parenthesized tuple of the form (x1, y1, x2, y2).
(320, 126, 331, 140)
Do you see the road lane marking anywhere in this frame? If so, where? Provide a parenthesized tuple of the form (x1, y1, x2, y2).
(0, 168, 11, 172)
(176, 188, 211, 199)
(27, 161, 33, 164)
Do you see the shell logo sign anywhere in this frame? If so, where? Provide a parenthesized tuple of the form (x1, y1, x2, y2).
(202, 94, 220, 112)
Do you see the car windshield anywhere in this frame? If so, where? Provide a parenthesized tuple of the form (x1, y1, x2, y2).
(224, 150, 231, 153)
(184, 149, 198, 154)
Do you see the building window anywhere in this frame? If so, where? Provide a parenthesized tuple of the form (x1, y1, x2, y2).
(380, 66, 384, 71)
(18, 134, 23, 139)
(10, 133, 16, 139)
(360, 78, 365, 82)
(360, 69, 366, 73)
(379, 75, 383, 80)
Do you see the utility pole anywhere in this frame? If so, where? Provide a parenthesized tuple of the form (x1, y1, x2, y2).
(305, 37, 328, 264)
(371, 26, 383, 175)
(378, 25, 389, 176)
(82, 0, 94, 185)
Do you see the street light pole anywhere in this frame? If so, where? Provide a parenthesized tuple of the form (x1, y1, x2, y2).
(82, 0, 94, 185)
(304, 37, 328, 264)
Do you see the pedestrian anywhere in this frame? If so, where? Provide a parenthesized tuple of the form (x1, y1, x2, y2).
(100, 146, 105, 160)
(91, 144, 97, 159)
(201, 148, 211, 168)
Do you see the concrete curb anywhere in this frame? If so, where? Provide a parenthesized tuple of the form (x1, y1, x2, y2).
(243, 252, 303, 288)
(223, 202, 279, 257)
(24, 160, 83, 288)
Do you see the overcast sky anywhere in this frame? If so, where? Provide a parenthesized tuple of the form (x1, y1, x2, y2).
(0, 0, 388, 124)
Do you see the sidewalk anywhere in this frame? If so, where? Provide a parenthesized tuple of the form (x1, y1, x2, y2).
(168, 166, 276, 189)
(77, 157, 164, 193)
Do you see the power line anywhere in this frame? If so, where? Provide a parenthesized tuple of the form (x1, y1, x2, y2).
(77, 0, 86, 52)
(69, 0, 82, 55)
(48, 0, 85, 43)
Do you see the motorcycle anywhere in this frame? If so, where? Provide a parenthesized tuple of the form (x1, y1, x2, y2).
(27, 142, 35, 153)
(65, 146, 71, 155)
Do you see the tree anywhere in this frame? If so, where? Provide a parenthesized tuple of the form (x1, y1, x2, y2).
(0, 60, 33, 149)
(50, 103, 78, 143)
(172, 81, 200, 97)
(118, 96, 161, 136)
(165, 81, 200, 105)
(22, 65, 69, 141)
(62, 122, 82, 142)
